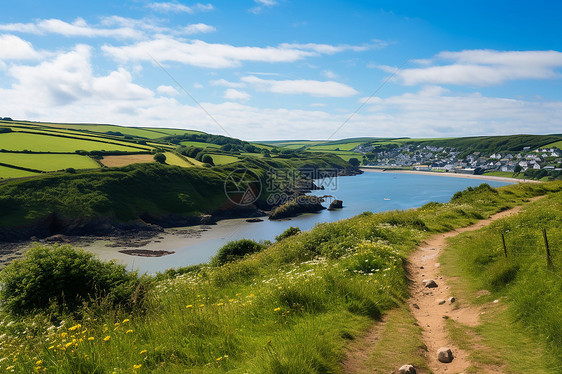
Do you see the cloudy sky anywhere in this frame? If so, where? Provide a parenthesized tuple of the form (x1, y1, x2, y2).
(0, 0, 561, 140)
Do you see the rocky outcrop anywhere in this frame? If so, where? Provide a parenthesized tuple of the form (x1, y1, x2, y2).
(269, 195, 325, 220)
(328, 199, 343, 210)
(437, 347, 454, 363)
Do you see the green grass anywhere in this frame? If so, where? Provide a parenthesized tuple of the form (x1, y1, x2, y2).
(0, 132, 147, 153)
(308, 142, 364, 151)
(0, 181, 560, 373)
(163, 152, 197, 167)
(543, 140, 562, 149)
(0, 165, 39, 179)
(483, 171, 525, 179)
(440, 189, 562, 370)
(0, 153, 100, 172)
(180, 141, 221, 149)
(210, 154, 241, 165)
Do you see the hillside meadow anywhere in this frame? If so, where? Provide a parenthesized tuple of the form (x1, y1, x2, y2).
(0, 181, 560, 373)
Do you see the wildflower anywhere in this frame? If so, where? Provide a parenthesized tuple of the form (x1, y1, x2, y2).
(36, 360, 42, 366)
(48, 346, 54, 350)
(250, 293, 255, 297)
(199, 304, 205, 307)
(65, 342, 73, 348)
(139, 350, 147, 355)
(122, 319, 130, 323)
(60, 332, 68, 338)
(185, 305, 193, 309)
(126, 330, 133, 334)
(88, 337, 94, 341)
(133, 364, 142, 369)
(68, 324, 81, 331)
(216, 357, 222, 361)
(274, 307, 281, 312)
(104, 336, 111, 341)
(217, 303, 224, 306)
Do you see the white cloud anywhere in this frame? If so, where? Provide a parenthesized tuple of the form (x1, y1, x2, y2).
(157, 85, 179, 96)
(250, 0, 278, 14)
(241, 75, 358, 97)
(102, 37, 318, 68)
(7, 45, 152, 106)
(0, 18, 144, 39)
(178, 23, 216, 34)
(146, 2, 214, 13)
(210, 79, 246, 88)
(279, 42, 370, 54)
(322, 70, 337, 79)
(395, 49, 562, 86)
(223, 88, 250, 101)
(0, 34, 42, 60)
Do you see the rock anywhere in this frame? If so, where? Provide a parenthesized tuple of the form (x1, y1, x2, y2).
(328, 199, 343, 210)
(448, 297, 456, 304)
(399, 364, 417, 373)
(423, 279, 438, 288)
(412, 303, 420, 309)
(437, 347, 454, 363)
(434, 263, 440, 268)
(45, 234, 70, 243)
(493, 299, 499, 304)
(436, 299, 446, 305)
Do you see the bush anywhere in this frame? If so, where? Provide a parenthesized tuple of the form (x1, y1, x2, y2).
(211, 239, 266, 266)
(65, 167, 76, 174)
(0, 245, 147, 316)
(348, 158, 360, 167)
(153, 153, 166, 164)
(275, 226, 301, 242)
(201, 154, 214, 166)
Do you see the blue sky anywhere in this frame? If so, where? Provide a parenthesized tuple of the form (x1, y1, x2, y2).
(0, 0, 561, 140)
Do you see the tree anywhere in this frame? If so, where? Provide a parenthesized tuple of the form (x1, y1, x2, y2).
(154, 153, 166, 164)
(201, 154, 214, 166)
(348, 157, 360, 167)
(514, 164, 522, 174)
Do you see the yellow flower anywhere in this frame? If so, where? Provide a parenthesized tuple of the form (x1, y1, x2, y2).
(48, 345, 55, 350)
(126, 330, 133, 334)
(217, 303, 224, 306)
(199, 304, 205, 307)
(36, 360, 43, 366)
(185, 305, 193, 309)
(104, 336, 111, 341)
(88, 337, 94, 341)
(139, 350, 147, 355)
(60, 332, 68, 338)
(250, 293, 255, 297)
(274, 307, 281, 312)
(229, 299, 234, 302)
(65, 342, 73, 348)
(122, 319, 130, 323)
(68, 324, 81, 331)
(114, 322, 120, 327)
(216, 356, 222, 361)
(133, 364, 142, 369)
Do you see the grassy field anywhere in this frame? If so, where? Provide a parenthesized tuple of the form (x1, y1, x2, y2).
(100, 154, 155, 168)
(543, 140, 562, 149)
(0, 181, 560, 373)
(0, 165, 39, 179)
(440, 190, 562, 371)
(0, 153, 99, 172)
(211, 154, 241, 165)
(163, 152, 195, 167)
(308, 142, 364, 151)
(180, 141, 220, 149)
(0, 132, 146, 153)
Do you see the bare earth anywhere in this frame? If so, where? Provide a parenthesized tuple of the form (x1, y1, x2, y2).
(344, 196, 544, 374)
(100, 154, 154, 167)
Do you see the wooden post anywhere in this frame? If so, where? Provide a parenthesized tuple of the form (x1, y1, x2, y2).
(543, 228, 552, 268)
(501, 233, 507, 258)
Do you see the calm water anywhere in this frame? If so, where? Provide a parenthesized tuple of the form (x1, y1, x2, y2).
(90, 172, 511, 274)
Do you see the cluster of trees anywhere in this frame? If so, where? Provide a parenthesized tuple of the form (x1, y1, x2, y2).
(176, 146, 214, 165)
(0, 127, 13, 133)
(166, 133, 247, 147)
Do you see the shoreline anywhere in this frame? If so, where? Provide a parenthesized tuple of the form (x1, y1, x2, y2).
(360, 167, 540, 184)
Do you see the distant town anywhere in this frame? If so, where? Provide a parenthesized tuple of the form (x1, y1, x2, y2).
(356, 143, 562, 176)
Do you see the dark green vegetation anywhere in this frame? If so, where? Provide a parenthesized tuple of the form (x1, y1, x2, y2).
(275, 226, 301, 241)
(1, 181, 560, 372)
(441, 188, 562, 369)
(211, 239, 267, 266)
(0, 155, 349, 237)
(0, 245, 146, 317)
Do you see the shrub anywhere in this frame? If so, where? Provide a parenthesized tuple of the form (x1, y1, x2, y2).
(211, 239, 266, 266)
(0, 245, 147, 316)
(348, 158, 360, 167)
(275, 226, 301, 242)
(201, 154, 214, 166)
(65, 167, 76, 174)
(153, 153, 166, 164)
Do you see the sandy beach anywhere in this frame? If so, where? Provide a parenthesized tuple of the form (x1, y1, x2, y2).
(360, 167, 540, 184)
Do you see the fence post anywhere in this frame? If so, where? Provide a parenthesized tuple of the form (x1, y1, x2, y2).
(543, 228, 552, 268)
(501, 233, 508, 258)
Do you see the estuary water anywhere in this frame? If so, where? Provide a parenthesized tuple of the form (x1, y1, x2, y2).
(88, 172, 512, 274)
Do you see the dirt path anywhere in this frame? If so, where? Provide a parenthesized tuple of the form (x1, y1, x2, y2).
(407, 197, 544, 373)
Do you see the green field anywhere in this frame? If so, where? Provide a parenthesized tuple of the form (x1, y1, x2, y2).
(543, 140, 562, 149)
(163, 152, 197, 167)
(0, 132, 147, 153)
(180, 141, 220, 149)
(0, 165, 39, 179)
(211, 154, 241, 165)
(0, 153, 99, 172)
(309, 141, 364, 151)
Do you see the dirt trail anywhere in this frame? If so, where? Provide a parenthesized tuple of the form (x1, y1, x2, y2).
(408, 196, 544, 373)
(343, 196, 543, 374)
